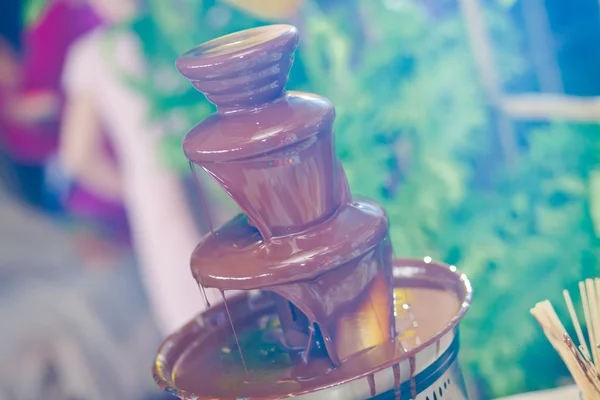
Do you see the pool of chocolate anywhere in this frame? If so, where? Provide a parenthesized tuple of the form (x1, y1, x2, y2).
(153, 259, 471, 400)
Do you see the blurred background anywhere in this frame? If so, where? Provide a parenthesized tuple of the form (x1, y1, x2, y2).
(1, 0, 600, 399)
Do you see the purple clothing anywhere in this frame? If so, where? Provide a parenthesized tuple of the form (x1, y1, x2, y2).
(1, 0, 101, 163)
(66, 139, 130, 243)
(0, 0, 130, 241)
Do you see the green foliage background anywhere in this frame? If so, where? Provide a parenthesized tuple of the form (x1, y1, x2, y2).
(25, 0, 600, 396)
(129, 0, 600, 397)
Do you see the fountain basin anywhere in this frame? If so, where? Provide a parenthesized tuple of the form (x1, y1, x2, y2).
(153, 258, 472, 400)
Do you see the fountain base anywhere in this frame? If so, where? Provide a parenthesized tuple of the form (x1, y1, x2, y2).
(153, 259, 472, 400)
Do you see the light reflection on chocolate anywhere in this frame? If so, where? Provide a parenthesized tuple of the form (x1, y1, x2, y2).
(177, 24, 396, 368)
(161, 24, 468, 399)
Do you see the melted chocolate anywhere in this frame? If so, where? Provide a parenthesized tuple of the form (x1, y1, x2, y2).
(409, 356, 417, 399)
(367, 374, 376, 397)
(177, 24, 395, 366)
(393, 363, 401, 400)
(167, 24, 471, 399)
(171, 285, 460, 398)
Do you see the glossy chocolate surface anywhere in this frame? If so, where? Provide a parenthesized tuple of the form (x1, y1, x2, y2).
(178, 24, 395, 366)
(153, 260, 471, 399)
(164, 24, 471, 399)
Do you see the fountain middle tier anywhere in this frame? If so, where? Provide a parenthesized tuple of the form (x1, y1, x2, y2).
(191, 198, 395, 366)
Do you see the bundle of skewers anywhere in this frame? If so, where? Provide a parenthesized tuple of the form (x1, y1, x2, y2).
(531, 279, 600, 400)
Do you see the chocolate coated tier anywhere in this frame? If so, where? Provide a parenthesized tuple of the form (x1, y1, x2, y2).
(177, 24, 395, 368)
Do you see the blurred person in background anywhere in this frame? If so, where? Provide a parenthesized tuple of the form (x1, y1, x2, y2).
(0, 0, 29, 196)
(0, 0, 99, 209)
(60, 0, 216, 336)
(0, 0, 131, 266)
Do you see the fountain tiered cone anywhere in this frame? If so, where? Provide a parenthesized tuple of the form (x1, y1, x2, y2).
(153, 25, 472, 400)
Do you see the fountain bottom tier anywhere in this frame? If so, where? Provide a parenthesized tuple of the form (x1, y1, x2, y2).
(191, 200, 396, 366)
(153, 259, 472, 400)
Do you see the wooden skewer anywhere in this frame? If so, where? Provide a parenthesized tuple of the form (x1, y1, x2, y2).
(595, 278, 600, 360)
(586, 279, 600, 370)
(581, 282, 597, 367)
(531, 301, 600, 400)
(563, 333, 600, 400)
(530, 305, 581, 384)
(564, 289, 591, 360)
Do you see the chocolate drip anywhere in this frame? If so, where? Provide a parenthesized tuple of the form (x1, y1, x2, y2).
(393, 363, 401, 400)
(221, 290, 247, 374)
(367, 374, 376, 397)
(302, 324, 315, 364)
(198, 283, 211, 309)
(189, 161, 214, 235)
(409, 355, 417, 399)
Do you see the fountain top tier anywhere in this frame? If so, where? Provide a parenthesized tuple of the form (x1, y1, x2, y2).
(176, 24, 298, 113)
(178, 24, 346, 241)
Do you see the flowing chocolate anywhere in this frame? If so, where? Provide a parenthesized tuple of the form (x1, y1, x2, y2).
(168, 276, 462, 398)
(177, 24, 396, 366)
(152, 23, 473, 400)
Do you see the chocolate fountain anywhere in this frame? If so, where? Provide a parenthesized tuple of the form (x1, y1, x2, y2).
(153, 25, 472, 400)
